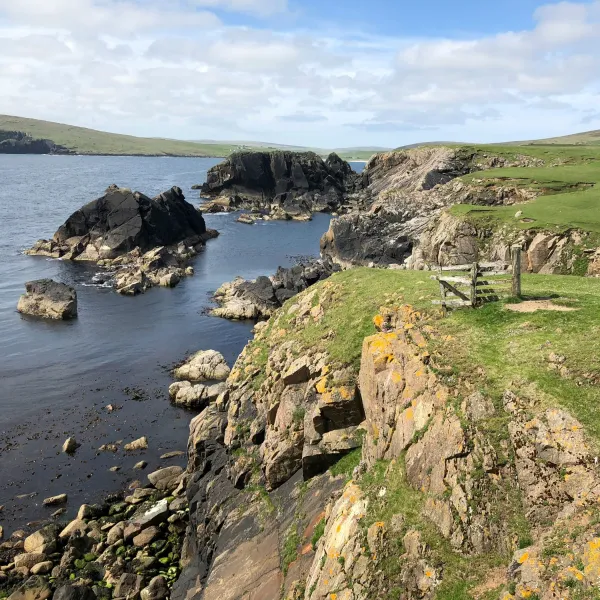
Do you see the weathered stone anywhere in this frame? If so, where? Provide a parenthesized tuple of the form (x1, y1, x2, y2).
(132, 526, 161, 548)
(7, 576, 52, 600)
(134, 461, 148, 470)
(115, 573, 143, 600)
(124, 437, 148, 452)
(132, 499, 169, 529)
(140, 576, 168, 600)
(168, 381, 225, 409)
(14, 553, 47, 570)
(24, 526, 59, 554)
(282, 356, 311, 385)
(148, 466, 183, 492)
(52, 585, 97, 600)
(106, 523, 125, 545)
(17, 280, 77, 320)
(62, 437, 80, 454)
(59, 519, 88, 539)
(43, 494, 67, 506)
(173, 350, 230, 382)
(29, 562, 52, 576)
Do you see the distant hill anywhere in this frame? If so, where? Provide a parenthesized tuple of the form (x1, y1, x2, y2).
(508, 130, 600, 146)
(0, 115, 387, 160)
(0, 115, 240, 157)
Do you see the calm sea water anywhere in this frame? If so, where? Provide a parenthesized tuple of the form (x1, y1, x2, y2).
(0, 154, 362, 531)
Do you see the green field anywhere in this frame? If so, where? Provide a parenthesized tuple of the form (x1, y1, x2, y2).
(0, 114, 379, 160)
(449, 144, 600, 234)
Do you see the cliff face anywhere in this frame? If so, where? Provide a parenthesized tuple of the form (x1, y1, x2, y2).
(0, 130, 71, 154)
(174, 272, 600, 600)
(406, 211, 594, 275)
(321, 147, 546, 269)
(200, 151, 359, 219)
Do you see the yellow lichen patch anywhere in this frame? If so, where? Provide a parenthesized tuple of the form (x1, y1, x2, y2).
(322, 365, 330, 376)
(405, 407, 414, 420)
(390, 370, 403, 384)
(373, 314, 384, 330)
(330, 594, 337, 600)
(518, 551, 530, 564)
(584, 537, 600, 579)
(425, 571, 433, 577)
(316, 377, 328, 394)
(375, 522, 385, 528)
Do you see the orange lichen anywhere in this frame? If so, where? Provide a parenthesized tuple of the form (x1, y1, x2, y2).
(518, 552, 530, 564)
(316, 377, 328, 394)
(373, 314, 384, 330)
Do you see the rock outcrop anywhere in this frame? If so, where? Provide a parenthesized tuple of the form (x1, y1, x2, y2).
(211, 259, 337, 320)
(199, 151, 359, 219)
(405, 210, 597, 274)
(17, 280, 77, 320)
(321, 146, 546, 269)
(0, 131, 71, 155)
(26, 185, 217, 295)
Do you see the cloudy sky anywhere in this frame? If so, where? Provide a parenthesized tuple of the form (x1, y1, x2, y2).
(1, 0, 599, 147)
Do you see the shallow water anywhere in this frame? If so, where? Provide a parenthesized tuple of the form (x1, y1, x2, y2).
(0, 155, 361, 531)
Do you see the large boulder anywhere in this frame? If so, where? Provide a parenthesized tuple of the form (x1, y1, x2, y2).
(27, 186, 217, 294)
(200, 151, 358, 218)
(17, 280, 77, 320)
(28, 185, 207, 261)
(173, 350, 230, 382)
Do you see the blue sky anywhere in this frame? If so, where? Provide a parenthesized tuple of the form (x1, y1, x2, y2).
(0, 0, 599, 147)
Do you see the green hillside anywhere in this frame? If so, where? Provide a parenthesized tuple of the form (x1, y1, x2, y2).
(450, 144, 600, 236)
(0, 114, 381, 160)
(0, 115, 240, 157)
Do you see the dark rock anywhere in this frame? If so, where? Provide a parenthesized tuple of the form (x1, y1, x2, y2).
(320, 213, 415, 268)
(0, 131, 71, 155)
(53, 185, 207, 259)
(52, 585, 97, 600)
(17, 280, 77, 320)
(115, 574, 143, 600)
(200, 151, 358, 218)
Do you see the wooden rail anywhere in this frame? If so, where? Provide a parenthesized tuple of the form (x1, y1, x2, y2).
(432, 246, 522, 315)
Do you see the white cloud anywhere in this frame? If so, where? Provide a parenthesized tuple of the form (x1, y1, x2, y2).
(0, 0, 599, 146)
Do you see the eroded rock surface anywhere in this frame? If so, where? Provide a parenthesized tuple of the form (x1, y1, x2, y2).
(17, 280, 77, 320)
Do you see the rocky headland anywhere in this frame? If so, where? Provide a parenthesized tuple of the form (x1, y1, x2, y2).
(198, 151, 359, 220)
(26, 185, 218, 295)
(0, 131, 72, 155)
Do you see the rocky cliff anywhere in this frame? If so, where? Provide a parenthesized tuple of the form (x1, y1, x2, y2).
(0, 130, 71, 154)
(405, 211, 598, 275)
(26, 185, 217, 294)
(199, 151, 359, 219)
(169, 270, 600, 600)
(320, 147, 548, 269)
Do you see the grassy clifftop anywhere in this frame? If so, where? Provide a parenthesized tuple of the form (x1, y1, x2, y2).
(449, 144, 600, 235)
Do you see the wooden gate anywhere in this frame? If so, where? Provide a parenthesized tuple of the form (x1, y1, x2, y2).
(432, 246, 522, 314)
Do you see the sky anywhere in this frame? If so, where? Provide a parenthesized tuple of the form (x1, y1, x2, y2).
(1, 0, 600, 148)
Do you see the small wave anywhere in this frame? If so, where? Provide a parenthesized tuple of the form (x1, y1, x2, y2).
(81, 281, 112, 288)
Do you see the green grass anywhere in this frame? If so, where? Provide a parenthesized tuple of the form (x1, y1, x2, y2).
(282, 268, 438, 370)
(434, 273, 600, 446)
(329, 447, 362, 479)
(311, 518, 326, 550)
(448, 145, 600, 234)
(281, 524, 301, 575)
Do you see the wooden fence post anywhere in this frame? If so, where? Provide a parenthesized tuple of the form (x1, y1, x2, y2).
(512, 246, 522, 297)
(470, 263, 478, 307)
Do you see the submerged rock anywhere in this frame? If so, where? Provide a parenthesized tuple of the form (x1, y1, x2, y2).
(17, 280, 77, 320)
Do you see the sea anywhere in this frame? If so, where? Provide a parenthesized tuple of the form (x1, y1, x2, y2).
(0, 155, 363, 531)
